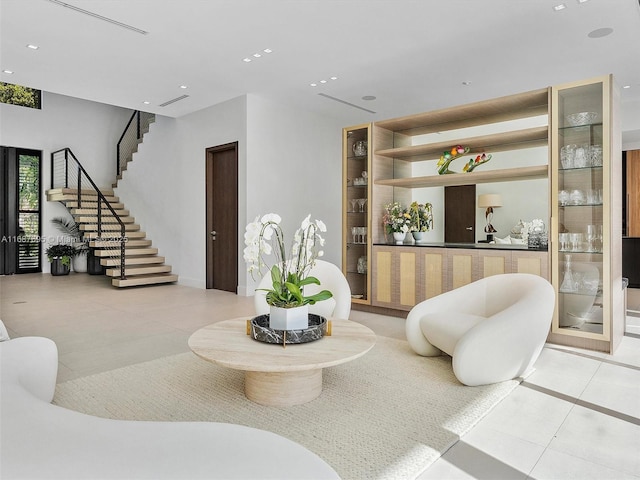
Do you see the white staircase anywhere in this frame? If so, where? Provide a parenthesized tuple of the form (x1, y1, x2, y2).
(46, 188, 178, 288)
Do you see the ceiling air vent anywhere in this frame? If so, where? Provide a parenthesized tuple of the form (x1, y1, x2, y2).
(317, 93, 376, 114)
(47, 0, 148, 34)
(159, 95, 189, 107)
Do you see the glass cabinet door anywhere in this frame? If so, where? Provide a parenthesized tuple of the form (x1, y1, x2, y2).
(343, 124, 371, 304)
(552, 77, 611, 340)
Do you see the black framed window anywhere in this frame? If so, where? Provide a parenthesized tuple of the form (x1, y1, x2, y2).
(1, 147, 42, 274)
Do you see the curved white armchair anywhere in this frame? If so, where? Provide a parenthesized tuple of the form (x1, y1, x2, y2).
(406, 273, 555, 386)
(254, 260, 352, 320)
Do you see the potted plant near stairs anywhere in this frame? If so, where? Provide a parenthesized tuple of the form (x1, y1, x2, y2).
(51, 217, 89, 273)
(45, 244, 77, 276)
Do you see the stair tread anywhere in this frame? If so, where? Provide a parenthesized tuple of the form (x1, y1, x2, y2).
(112, 273, 178, 288)
(80, 224, 141, 231)
(64, 202, 125, 209)
(71, 209, 130, 215)
(101, 256, 165, 266)
(106, 265, 172, 276)
(46, 187, 114, 196)
(90, 239, 151, 247)
(75, 216, 135, 224)
(95, 247, 159, 257)
(85, 231, 146, 239)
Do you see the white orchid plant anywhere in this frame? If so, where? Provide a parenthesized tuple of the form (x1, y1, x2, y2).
(243, 213, 333, 308)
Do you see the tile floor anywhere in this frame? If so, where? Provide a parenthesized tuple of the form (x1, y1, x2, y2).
(1, 273, 639, 479)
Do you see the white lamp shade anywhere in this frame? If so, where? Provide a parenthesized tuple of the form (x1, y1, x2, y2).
(478, 194, 503, 208)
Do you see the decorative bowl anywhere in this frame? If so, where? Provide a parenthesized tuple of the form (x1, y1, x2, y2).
(250, 313, 327, 344)
(565, 112, 597, 127)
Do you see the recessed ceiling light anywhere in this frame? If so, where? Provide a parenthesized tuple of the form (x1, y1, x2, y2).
(330, 76, 338, 81)
(263, 49, 272, 53)
(26, 44, 39, 49)
(362, 95, 376, 101)
(588, 27, 613, 38)
(553, 4, 567, 11)
(320, 80, 327, 84)
(180, 85, 188, 89)
(3, 70, 14, 74)
(577, 0, 590, 3)
(143, 101, 150, 104)
(310, 83, 318, 87)
(253, 53, 261, 58)
(623, 85, 631, 89)
(243, 58, 252, 63)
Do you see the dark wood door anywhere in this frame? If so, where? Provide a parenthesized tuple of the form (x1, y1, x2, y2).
(444, 185, 476, 243)
(205, 143, 238, 292)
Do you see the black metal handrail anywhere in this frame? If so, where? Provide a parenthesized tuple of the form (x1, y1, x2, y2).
(116, 110, 154, 178)
(51, 147, 127, 279)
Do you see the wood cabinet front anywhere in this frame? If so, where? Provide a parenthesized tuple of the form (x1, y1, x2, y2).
(372, 245, 547, 311)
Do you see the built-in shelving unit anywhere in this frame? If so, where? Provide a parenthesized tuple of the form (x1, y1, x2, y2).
(342, 124, 371, 305)
(343, 77, 623, 354)
(549, 74, 623, 353)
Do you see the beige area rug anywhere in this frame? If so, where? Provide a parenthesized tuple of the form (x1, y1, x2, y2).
(54, 336, 518, 480)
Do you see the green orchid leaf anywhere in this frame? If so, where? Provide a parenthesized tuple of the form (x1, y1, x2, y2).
(298, 276, 321, 287)
(304, 289, 333, 304)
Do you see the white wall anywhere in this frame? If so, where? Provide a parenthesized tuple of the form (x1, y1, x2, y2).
(0, 93, 132, 272)
(116, 94, 345, 294)
(244, 95, 343, 295)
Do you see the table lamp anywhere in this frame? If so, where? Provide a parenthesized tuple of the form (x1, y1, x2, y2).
(478, 194, 503, 241)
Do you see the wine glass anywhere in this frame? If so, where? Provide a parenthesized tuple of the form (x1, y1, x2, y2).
(570, 232, 583, 252)
(349, 199, 358, 212)
(351, 226, 357, 244)
(559, 233, 569, 251)
(357, 198, 366, 212)
(586, 225, 597, 252)
(358, 227, 366, 244)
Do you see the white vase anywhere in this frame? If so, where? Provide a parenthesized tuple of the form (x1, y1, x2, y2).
(72, 253, 88, 273)
(269, 305, 309, 330)
(393, 232, 406, 244)
(412, 231, 425, 243)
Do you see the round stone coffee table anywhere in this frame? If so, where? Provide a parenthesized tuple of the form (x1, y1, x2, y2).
(188, 318, 376, 407)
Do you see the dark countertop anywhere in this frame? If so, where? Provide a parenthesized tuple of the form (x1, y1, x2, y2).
(373, 242, 547, 252)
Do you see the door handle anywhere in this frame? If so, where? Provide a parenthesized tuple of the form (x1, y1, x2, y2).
(466, 226, 473, 231)
(210, 230, 217, 240)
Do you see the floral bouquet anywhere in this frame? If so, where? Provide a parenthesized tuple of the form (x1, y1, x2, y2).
(383, 202, 411, 234)
(243, 213, 333, 308)
(409, 201, 434, 232)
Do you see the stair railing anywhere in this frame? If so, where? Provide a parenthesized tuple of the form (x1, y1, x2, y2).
(116, 110, 155, 178)
(51, 148, 127, 279)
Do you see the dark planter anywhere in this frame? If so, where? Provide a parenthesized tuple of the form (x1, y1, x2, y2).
(87, 248, 105, 275)
(50, 258, 70, 276)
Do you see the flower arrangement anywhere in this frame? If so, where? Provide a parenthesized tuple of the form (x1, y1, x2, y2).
(408, 201, 434, 232)
(243, 213, 333, 308)
(383, 202, 411, 234)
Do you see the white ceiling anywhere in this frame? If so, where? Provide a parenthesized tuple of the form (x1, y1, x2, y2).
(2, 0, 640, 129)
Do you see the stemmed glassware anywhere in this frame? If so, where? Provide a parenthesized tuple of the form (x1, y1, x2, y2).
(586, 225, 598, 252)
(559, 233, 569, 251)
(357, 198, 367, 212)
(351, 226, 357, 244)
(349, 199, 358, 212)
